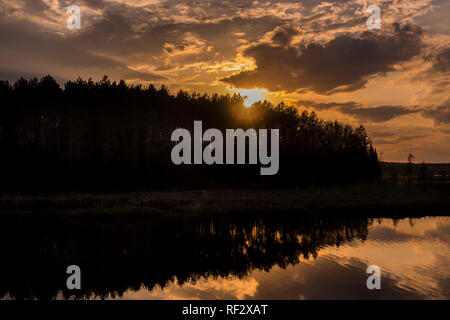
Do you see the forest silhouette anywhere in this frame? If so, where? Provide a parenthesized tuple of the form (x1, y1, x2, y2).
(0, 75, 380, 191)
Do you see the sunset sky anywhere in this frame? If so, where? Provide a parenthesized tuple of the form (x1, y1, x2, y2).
(0, 0, 449, 162)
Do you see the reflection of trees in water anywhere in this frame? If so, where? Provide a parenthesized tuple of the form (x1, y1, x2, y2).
(0, 214, 371, 300)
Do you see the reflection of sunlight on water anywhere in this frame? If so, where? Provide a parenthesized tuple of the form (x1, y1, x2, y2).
(115, 217, 450, 300)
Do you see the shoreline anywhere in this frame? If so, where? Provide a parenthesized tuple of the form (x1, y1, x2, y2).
(1, 184, 449, 218)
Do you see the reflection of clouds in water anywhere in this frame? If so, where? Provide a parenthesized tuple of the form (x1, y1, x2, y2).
(250, 257, 425, 299)
(121, 217, 450, 300)
(366, 226, 420, 243)
(374, 217, 450, 237)
(120, 276, 259, 300)
(302, 217, 450, 299)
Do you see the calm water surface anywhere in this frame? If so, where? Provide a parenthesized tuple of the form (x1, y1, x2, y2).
(1, 214, 449, 300)
(116, 216, 450, 300)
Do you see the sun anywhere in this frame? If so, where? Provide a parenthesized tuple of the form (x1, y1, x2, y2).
(231, 88, 268, 107)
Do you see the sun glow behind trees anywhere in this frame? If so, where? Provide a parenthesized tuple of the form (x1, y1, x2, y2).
(231, 88, 268, 107)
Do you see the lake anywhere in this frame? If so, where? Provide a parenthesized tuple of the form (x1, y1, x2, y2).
(0, 213, 449, 300)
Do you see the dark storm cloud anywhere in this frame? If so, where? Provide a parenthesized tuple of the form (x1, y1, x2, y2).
(0, 0, 286, 83)
(375, 134, 427, 145)
(299, 100, 450, 125)
(0, 12, 166, 83)
(76, 0, 108, 10)
(312, 16, 367, 33)
(430, 47, 450, 73)
(298, 100, 360, 111)
(344, 106, 422, 122)
(422, 105, 450, 125)
(297, 100, 421, 122)
(22, 0, 50, 14)
(71, 12, 284, 71)
(271, 25, 298, 46)
(222, 23, 424, 94)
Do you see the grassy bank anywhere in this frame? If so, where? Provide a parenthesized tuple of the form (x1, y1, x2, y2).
(0, 184, 449, 218)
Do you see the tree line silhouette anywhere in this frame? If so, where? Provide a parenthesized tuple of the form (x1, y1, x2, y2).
(0, 75, 380, 191)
